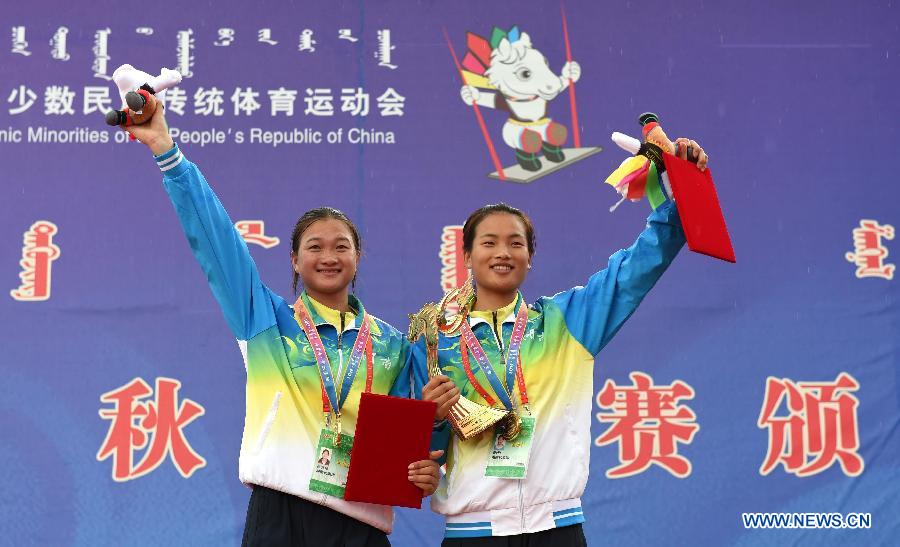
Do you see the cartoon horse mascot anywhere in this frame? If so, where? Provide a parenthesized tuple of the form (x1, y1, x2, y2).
(459, 26, 581, 172)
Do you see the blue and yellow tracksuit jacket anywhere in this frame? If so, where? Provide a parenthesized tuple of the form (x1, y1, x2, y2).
(412, 199, 686, 538)
(156, 143, 411, 533)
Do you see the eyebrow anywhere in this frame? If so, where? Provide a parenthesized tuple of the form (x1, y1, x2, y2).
(303, 236, 353, 243)
(478, 233, 525, 239)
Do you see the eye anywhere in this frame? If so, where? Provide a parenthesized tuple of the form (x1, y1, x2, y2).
(512, 241, 524, 248)
(482, 240, 495, 247)
(307, 244, 320, 251)
(514, 67, 532, 81)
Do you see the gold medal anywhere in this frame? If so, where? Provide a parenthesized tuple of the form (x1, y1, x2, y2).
(499, 411, 522, 441)
(326, 412, 343, 445)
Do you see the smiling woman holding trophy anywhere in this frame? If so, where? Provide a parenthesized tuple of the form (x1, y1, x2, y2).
(411, 135, 708, 546)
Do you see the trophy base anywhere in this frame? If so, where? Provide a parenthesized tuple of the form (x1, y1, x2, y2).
(449, 396, 508, 440)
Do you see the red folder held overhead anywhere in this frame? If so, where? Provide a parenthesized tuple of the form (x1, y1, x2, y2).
(663, 153, 736, 263)
(344, 393, 437, 509)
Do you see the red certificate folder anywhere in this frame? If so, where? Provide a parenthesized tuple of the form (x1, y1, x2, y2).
(344, 393, 437, 509)
(663, 153, 737, 263)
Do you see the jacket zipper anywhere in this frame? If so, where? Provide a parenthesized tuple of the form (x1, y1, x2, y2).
(325, 315, 346, 507)
(494, 310, 523, 531)
(492, 311, 505, 359)
(518, 479, 525, 531)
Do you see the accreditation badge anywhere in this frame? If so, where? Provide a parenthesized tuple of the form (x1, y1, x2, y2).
(484, 414, 536, 479)
(308, 428, 354, 498)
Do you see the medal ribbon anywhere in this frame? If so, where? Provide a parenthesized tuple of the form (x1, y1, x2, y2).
(460, 302, 529, 411)
(294, 295, 373, 416)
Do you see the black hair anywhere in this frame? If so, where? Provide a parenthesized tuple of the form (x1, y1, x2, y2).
(290, 207, 362, 294)
(462, 203, 536, 257)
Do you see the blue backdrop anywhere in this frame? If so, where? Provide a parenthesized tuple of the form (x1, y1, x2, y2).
(1, 1, 898, 545)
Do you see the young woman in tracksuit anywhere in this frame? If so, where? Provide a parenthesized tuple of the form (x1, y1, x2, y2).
(417, 140, 708, 546)
(126, 109, 441, 547)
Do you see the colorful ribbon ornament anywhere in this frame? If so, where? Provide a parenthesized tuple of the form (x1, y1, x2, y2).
(604, 152, 667, 210)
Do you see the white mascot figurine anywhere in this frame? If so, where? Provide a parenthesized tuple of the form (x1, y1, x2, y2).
(104, 64, 181, 128)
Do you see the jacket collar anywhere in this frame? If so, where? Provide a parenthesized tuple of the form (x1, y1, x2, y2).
(443, 292, 525, 337)
(297, 292, 381, 336)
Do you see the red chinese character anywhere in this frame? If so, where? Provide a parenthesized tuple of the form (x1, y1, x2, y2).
(236, 220, 280, 248)
(595, 372, 699, 478)
(96, 377, 206, 481)
(845, 219, 894, 280)
(758, 373, 864, 477)
(440, 225, 466, 292)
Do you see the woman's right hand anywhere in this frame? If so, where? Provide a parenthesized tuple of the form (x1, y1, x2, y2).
(422, 375, 460, 421)
(673, 137, 709, 172)
(124, 105, 174, 156)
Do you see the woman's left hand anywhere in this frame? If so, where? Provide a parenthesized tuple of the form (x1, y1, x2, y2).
(408, 450, 444, 496)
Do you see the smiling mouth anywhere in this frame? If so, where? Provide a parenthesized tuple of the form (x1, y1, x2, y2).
(317, 268, 342, 275)
(538, 90, 559, 100)
(490, 264, 514, 272)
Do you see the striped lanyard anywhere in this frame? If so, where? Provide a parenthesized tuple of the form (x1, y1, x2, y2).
(459, 303, 529, 410)
(294, 296, 373, 422)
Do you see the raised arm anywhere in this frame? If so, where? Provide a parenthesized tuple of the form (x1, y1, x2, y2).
(127, 109, 276, 341)
(548, 199, 685, 357)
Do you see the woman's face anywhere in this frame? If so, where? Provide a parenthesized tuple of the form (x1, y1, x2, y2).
(465, 213, 531, 298)
(292, 219, 359, 299)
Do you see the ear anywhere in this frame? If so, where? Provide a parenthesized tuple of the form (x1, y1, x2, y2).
(290, 251, 300, 273)
(496, 38, 511, 59)
(464, 251, 472, 269)
(519, 32, 531, 48)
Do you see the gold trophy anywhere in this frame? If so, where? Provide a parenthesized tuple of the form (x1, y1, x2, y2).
(408, 282, 508, 440)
